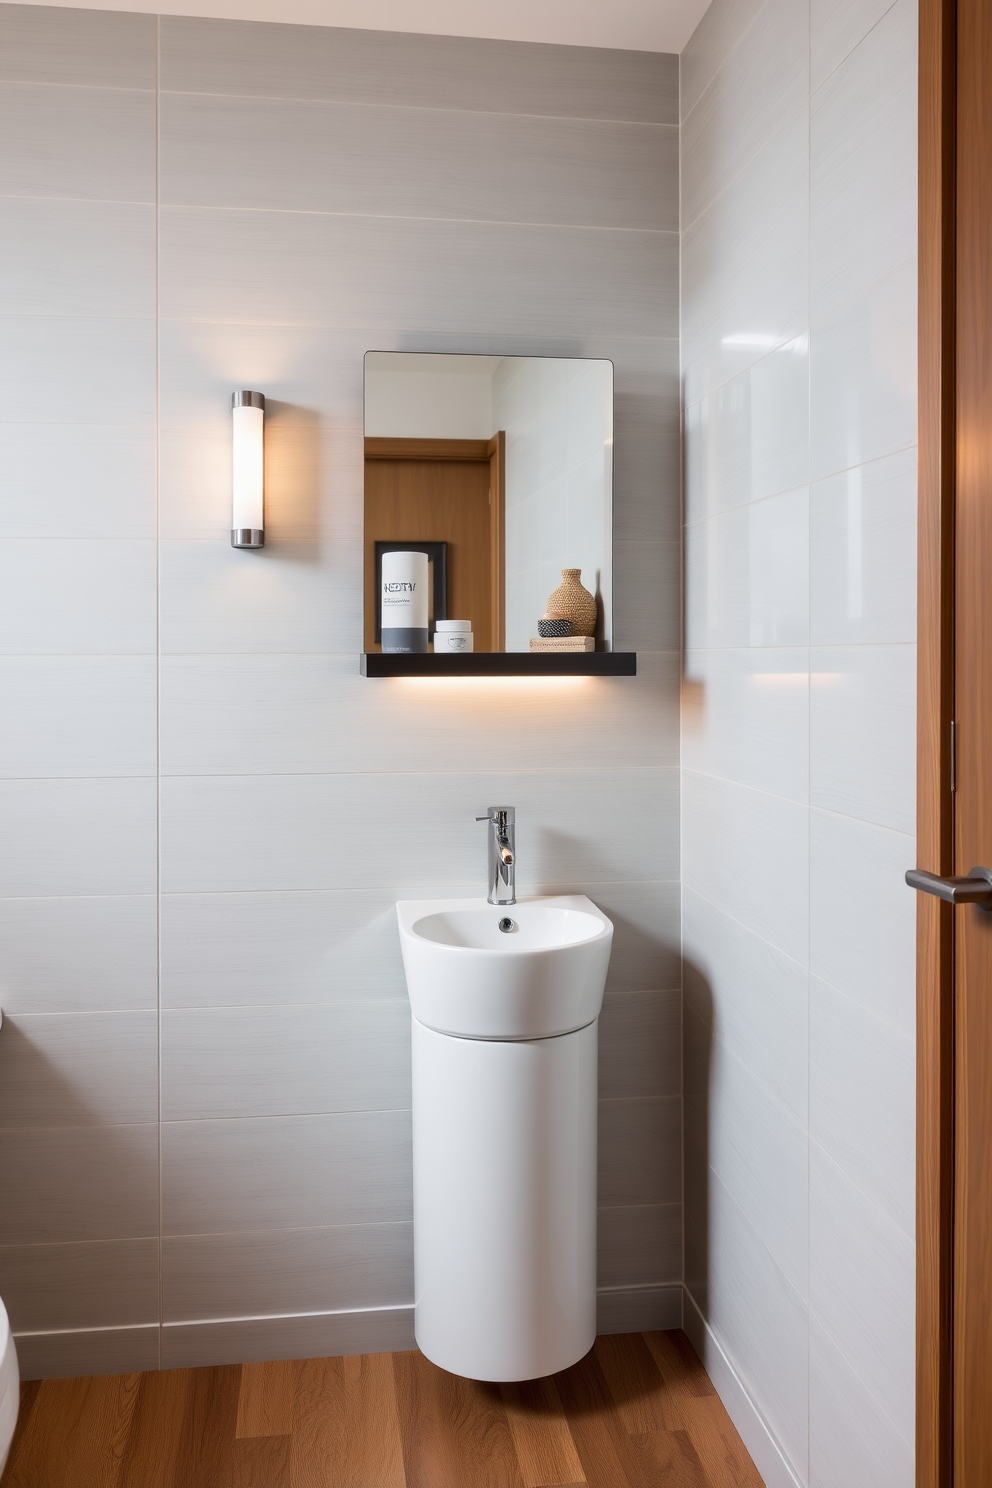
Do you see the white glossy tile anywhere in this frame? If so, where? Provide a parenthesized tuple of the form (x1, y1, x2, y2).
(809, 1142, 915, 1445)
(812, 0, 902, 92)
(687, 1041, 808, 1298)
(681, 0, 809, 229)
(0, 778, 156, 898)
(0, 1012, 158, 1128)
(0, 6, 156, 88)
(810, 975, 914, 1238)
(685, 488, 809, 650)
(809, 1314, 914, 1488)
(810, 258, 917, 482)
(159, 540, 363, 655)
(0, 657, 156, 777)
(162, 1001, 411, 1122)
(162, 768, 679, 894)
(161, 16, 678, 125)
(810, 448, 917, 645)
(0, 895, 157, 1015)
(686, 1176, 809, 1481)
(599, 990, 681, 1102)
(161, 1110, 412, 1234)
(162, 91, 678, 233)
(0, 1238, 159, 1332)
(163, 1221, 412, 1322)
(598, 1098, 682, 1207)
(810, 645, 916, 834)
(810, 0, 917, 321)
(683, 648, 809, 803)
(0, 316, 156, 423)
(0, 540, 155, 656)
(809, 809, 916, 1034)
(0, 425, 155, 539)
(684, 336, 809, 524)
(160, 207, 678, 342)
(682, 770, 809, 966)
(159, 652, 679, 775)
(0, 198, 154, 318)
(680, 0, 769, 122)
(683, 885, 808, 1125)
(0, 1123, 158, 1244)
(0, 80, 155, 201)
(16, 1326, 160, 1381)
(597, 1203, 682, 1289)
(682, 107, 809, 404)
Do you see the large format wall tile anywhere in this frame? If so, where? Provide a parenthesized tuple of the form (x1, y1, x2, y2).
(0, 778, 156, 898)
(0, 1012, 158, 1129)
(162, 1110, 413, 1235)
(597, 1203, 682, 1289)
(810, 0, 916, 321)
(0, 895, 157, 1015)
(810, 644, 916, 834)
(162, 768, 679, 895)
(0, 80, 155, 201)
(0, 6, 156, 89)
(159, 652, 679, 776)
(809, 1143, 915, 1444)
(0, 316, 156, 422)
(809, 1315, 914, 1488)
(0, 198, 155, 319)
(161, 1001, 411, 1121)
(163, 1222, 412, 1322)
(0, 657, 156, 778)
(0, 1238, 159, 1333)
(0, 540, 156, 656)
(0, 424, 155, 539)
(161, 92, 678, 233)
(160, 17, 679, 125)
(0, 1123, 159, 1245)
(683, 647, 809, 802)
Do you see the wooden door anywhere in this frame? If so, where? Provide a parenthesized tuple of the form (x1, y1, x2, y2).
(952, 0, 992, 1480)
(364, 436, 505, 653)
(917, 1, 992, 1482)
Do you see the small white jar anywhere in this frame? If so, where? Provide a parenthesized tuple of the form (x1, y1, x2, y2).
(434, 619, 474, 653)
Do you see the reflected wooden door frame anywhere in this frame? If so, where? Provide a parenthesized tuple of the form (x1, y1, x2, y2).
(365, 435, 505, 652)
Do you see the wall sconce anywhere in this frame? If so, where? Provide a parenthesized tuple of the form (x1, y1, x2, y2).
(231, 390, 265, 548)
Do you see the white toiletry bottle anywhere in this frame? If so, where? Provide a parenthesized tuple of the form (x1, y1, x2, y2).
(434, 619, 474, 653)
(381, 550, 429, 653)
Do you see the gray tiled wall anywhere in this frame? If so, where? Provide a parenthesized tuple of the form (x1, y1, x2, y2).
(0, 3, 682, 1375)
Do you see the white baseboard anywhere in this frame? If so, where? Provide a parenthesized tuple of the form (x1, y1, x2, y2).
(18, 1285, 686, 1380)
(682, 1288, 803, 1488)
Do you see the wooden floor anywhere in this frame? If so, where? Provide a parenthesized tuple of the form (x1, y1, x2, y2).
(1, 1331, 763, 1488)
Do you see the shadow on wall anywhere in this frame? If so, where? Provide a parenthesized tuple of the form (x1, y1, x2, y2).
(682, 957, 713, 1322)
(260, 401, 323, 552)
(0, 1017, 158, 1335)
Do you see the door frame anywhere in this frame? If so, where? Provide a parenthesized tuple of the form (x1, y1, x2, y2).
(917, 1, 956, 1483)
(364, 434, 505, 651)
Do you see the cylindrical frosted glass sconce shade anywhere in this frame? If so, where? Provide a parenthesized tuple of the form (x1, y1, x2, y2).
(232, 390, 265, 548)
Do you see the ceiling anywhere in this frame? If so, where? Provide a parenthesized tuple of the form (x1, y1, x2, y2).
(15, 0, 712, 53)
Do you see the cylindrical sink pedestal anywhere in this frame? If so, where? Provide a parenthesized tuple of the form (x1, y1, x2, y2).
(412, 1016, 597, 1382)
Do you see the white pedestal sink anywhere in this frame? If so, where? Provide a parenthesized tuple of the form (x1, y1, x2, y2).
(397, 894, 613, 1381)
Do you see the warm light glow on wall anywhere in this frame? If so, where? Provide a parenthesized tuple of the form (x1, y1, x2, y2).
(396, 676, 593, 692)
(232, 390, 265, 548)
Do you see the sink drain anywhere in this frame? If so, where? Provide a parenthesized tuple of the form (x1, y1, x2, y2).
(498, 917, 516, 933)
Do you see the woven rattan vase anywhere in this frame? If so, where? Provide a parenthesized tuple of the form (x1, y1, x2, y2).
(545, 569, 597, 637)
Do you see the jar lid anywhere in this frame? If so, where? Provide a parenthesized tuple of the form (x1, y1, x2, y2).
(435, 619, 472, 631)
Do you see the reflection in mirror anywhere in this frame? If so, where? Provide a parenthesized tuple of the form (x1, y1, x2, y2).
(364, 353, 613, 655)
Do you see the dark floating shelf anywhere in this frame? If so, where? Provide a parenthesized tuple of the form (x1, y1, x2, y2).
(361, 652, 637, 678)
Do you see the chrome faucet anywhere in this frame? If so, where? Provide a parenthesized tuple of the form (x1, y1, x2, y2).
(476, 806, 516, 905)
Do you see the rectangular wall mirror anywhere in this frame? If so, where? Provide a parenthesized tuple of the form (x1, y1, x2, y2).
(363, 353, 631, 675)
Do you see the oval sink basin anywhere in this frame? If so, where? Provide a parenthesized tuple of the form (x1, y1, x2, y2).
(396, 895, 614, 1040)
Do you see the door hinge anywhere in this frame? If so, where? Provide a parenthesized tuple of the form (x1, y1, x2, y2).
(951, 719, 956, 794)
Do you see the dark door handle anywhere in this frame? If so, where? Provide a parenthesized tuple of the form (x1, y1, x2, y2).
(906, 866, 992, 906)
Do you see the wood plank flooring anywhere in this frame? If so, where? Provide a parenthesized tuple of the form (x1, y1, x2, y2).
(0, 1331, 764, 1488)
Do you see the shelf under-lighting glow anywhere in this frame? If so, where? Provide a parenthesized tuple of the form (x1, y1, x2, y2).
(360, 653, 636, 678)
